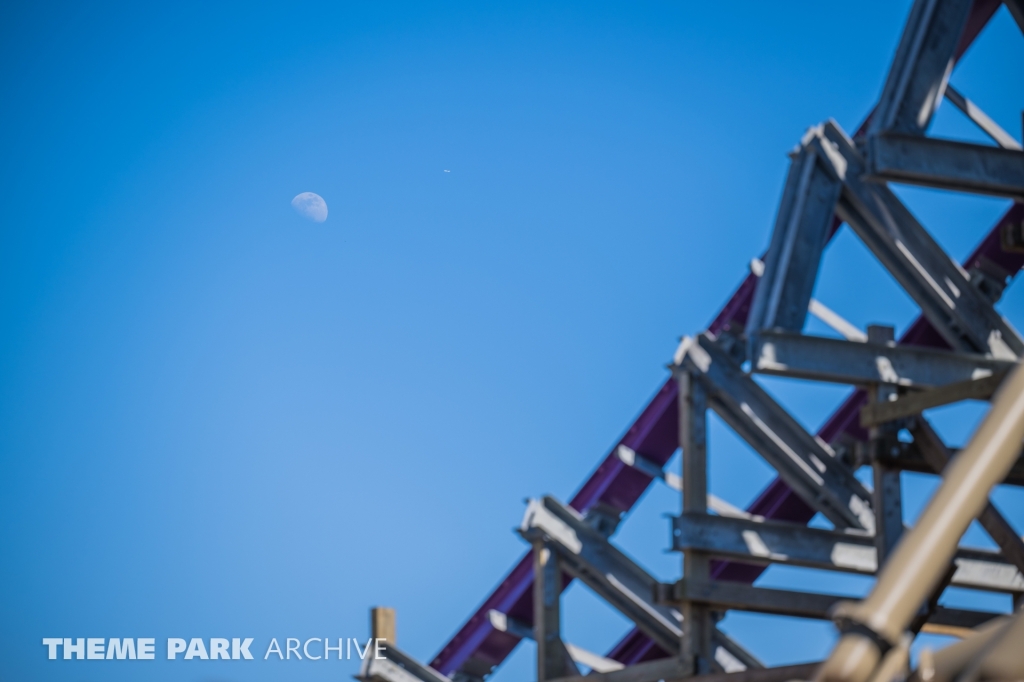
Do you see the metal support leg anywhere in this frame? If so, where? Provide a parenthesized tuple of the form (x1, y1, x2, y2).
(533, 541, 577, 682)
(867, 325, 904, 561)
(872, 463, 904, 560)
(679, 371, 712, 674)
(868, 0, 973, 136)
(745, 125, 844, 336)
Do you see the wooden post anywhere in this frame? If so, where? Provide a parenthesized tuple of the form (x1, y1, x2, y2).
(372, 606, 396, 644)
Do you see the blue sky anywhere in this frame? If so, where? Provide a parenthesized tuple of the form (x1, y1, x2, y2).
(1, 2, 1023, 680)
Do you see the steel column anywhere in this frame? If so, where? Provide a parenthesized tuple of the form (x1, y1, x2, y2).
(532, 540, 577, 682)
(679, 370, 712, 674)
(746, 126, 844, 335)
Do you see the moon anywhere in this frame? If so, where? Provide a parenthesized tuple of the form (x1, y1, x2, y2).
(291, 192, 328, 222)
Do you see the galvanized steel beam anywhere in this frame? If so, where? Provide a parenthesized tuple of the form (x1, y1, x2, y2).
(679, 370, 714, 674)
(875, 438, 1024, 487)
(671, 512, 1024, 593)
(869, 0, 974, 136)
(663, 579, 999, 632)
(750, 330, 1013, 388)
(943, 84, 1022, 151)
(864, 133, 1024, 200)
(674, 333, 875, 531)
(820, 120, 1024, 359)
(532, 539, 578, 682)
(519, 496, 762, 673)
(859, 371, 1007, 426)
(745, 126, 844, 335)
(864, 325, 906, 562)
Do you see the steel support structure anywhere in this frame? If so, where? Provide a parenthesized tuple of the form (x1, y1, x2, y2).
(864, 133, 1024, 199)
(679, 369, 714, 674)
(670, 512, 1024, 593)
(519, 496, 762, 674)
(750, 330, 1013, 388)
(745, 126, 845, 336)
(675, 334, 875, 532)
(531, 539, 578, 682)
(359, 2, 1024, 681)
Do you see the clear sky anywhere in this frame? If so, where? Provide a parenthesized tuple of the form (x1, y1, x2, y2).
(1, 2, 1023, 681)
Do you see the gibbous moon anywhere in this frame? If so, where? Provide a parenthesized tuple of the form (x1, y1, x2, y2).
(291, 192, 328, 222)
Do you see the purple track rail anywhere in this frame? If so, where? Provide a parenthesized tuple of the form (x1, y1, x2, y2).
(430, 1, 1007, 675)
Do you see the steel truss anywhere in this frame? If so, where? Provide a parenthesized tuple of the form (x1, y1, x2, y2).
(359, 2, 1024, 681)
